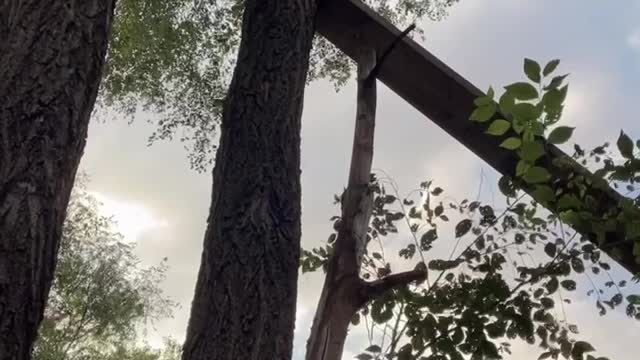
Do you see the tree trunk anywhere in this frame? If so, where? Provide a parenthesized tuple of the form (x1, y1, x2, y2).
(0, 1, 116, 359)
(181, 1, 318, 359)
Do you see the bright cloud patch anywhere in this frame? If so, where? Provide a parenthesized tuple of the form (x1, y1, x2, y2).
(90, 192, 168, 242)
(628, 28, 640, 50)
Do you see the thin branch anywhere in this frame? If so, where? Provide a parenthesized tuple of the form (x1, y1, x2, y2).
(366, 269, 427, 299)
(386, 301, 406, 356)
(424, 193, 527, 297)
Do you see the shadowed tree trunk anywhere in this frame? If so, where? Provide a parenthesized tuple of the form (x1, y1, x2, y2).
(0, 1, 116, 359)
(181, 1, 318, 359)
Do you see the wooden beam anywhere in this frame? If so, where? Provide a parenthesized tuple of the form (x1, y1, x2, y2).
(316, 0, 638, 274)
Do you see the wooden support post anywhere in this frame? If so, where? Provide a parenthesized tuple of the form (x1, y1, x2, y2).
(316, 0, 638, 274)
(306, 30, 426, 360)
(305, 46, 379, 360)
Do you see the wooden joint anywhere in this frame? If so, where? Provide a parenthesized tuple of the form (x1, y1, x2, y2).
(366, 23, 416, 81)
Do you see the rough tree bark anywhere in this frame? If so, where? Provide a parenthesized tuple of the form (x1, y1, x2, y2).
(181, 1, 318, 359)
(0, 1, 116, 359)
(306, 27, 425, 360)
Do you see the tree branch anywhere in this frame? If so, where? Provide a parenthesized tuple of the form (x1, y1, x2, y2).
(365, 268, 427, 300)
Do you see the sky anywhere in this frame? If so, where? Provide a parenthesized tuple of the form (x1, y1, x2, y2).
(78, 0, 640, 359)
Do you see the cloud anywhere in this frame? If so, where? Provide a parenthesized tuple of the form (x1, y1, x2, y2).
(90, 191, 169, 243)
(628, 28, 640, 50)
(77, 0, 640, 359)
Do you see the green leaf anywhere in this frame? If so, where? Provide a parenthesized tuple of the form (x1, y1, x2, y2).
(474, 96, 492, 107)
(521, 141, 545, 162)
(534, 185, 556, 203)
(531, 120, 545, 136)
(523, 166, 551, 184)
(470, 102, 497, 122)
(543, 87, 568, 119)
(627, 294, 640, 305)
(516, 160, 531, 176)
(500, 137, 522, 150)
(548, 126, 575, 144)
(486, 119, 511, 136)
(512, 102, 541, 120)
(557, 194, 582, 210)
(543, 59, 560, 76)
(617, 130, 634, 159)
(524, 58, 541, 83)
(499, 91, 515, 114)
(505, 82, 539, 100)
(455, 219, 473, 238)
(545, 74, 569, 90)
(560, 210, 581, 226)
(475, 88, 494, 106)
(512, 118, 526, 134)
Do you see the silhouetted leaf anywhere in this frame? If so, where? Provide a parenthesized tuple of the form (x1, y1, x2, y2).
(548, 126, 574, 144)
(543, 59, 560, 76)
(617, 131, 634, 159)
(561, 280, 576, 291)
(524, 58, 541, 83)
(356, 354, 373, 360)
(455, 219, 473, 238)
(365, 345, 381, 353)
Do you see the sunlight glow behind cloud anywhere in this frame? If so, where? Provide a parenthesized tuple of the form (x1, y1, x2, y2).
(89, 191, 169, 242)
(627, 28, 640, 50)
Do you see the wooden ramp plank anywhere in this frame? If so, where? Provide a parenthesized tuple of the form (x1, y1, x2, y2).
(316, 0, 638, 274)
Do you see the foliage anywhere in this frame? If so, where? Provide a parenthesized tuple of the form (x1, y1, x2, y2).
(99, 338, 182, 360)
(33, 176, 179, 360)
(473, 58, 640, 264)
(101, 0, 459, 171)
(300, 59, 640, 360)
